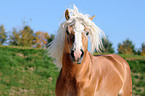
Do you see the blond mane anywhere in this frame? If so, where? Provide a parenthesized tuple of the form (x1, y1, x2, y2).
(47, 5, 106, 67)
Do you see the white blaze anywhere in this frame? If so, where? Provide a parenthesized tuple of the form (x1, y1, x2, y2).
(74, 20, 84, 51)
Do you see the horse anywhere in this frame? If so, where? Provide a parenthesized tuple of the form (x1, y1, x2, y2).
(48, 5, 132, 96)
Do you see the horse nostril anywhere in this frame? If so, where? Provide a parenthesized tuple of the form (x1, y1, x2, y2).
(71, 50, 75, 59)
(80, 49, 84, 58)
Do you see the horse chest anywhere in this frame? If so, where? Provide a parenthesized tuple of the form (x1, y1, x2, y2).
(56, 74, 97, 96)
(56, 77, 77, 96)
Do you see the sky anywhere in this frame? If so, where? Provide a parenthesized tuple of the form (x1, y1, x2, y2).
(0, 0, 145, 53)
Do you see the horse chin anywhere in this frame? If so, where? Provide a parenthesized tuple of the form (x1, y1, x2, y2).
(71, 57, 83, 65)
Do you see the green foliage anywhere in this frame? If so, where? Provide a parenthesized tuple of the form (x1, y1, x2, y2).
(9, 25, 55, 48)
(118, 39, 136, 55)
(101, 37, 114, 53)
(47, 34, 55, 47)
(9, 26, 34, 47)
(142, 43, 145, 53)
(0, 25, 7, 45)
(141, 43, 145, 56)
(33, 31, 50, 48)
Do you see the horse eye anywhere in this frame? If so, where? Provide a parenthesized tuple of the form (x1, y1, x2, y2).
(86, 31, 89, 36)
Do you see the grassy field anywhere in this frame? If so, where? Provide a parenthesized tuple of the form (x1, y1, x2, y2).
(0, 46, 145, 96)
(0, 46, 59, 96)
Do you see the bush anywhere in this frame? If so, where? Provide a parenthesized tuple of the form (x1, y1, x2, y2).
(118, 39, 136, 55)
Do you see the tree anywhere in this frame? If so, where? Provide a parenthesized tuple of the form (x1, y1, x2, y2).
(101, 37, 115, 53)
(9, 26, 34, 47)
(33, 31, 50, 48)
(118, 39, 136, 55)
(136, 48, 141, 55)
(46, 34, 55, 47)
(9, 28, 20, 46)
(141, 43, 145, 53)
(141, 43, 145, 56)
(0, 25, 7, 45)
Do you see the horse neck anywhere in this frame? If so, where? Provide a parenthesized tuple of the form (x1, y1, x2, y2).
(61, 50, 91, 80)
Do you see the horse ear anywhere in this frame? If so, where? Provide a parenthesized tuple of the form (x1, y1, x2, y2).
(89, 15, 95, 20)
(65, 9, 70, 20)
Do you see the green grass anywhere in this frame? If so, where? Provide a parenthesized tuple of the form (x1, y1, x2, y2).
(0, 46, 145, 96)
(0, 46, 59, 96)
(128, 60, 145, 96)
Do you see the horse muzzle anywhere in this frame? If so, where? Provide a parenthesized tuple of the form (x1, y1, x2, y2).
(70, 49, 84, 64)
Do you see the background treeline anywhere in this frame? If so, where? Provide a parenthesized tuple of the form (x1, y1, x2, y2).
(97, 37, 145, 56)
(0, 24, 145, 55)
(0, 25, 54, 48)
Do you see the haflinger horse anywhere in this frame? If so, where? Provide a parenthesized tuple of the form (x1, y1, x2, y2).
(48, 5, 132, 96)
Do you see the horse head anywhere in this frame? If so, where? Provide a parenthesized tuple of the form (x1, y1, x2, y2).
(64, 9, 96, 64)
(48, 5, 105, 67)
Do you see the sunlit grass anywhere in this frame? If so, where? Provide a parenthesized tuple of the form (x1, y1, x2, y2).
(0, 46, 59, 96)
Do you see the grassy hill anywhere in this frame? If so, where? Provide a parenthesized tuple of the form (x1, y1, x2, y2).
(0, 46, 145, 96)
(0, 46, 59, 96)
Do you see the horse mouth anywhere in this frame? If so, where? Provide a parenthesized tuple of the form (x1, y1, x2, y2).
(71, 57, 83, 64)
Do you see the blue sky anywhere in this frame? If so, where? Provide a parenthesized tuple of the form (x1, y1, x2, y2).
(0, 0, 145, 52)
